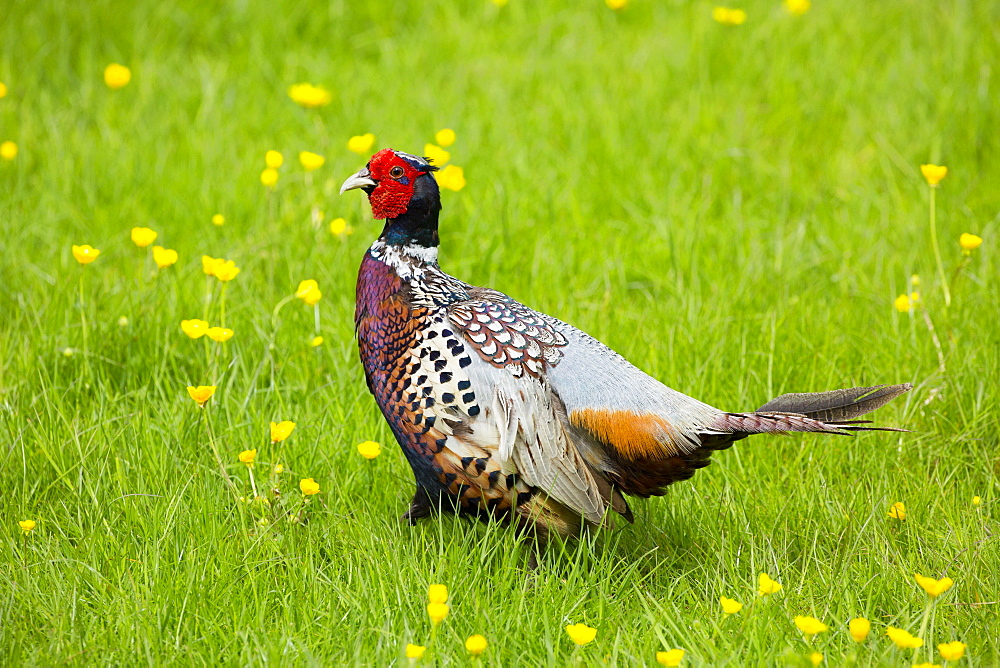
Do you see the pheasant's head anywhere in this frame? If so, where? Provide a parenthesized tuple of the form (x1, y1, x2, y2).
(339, 148, 441, 221)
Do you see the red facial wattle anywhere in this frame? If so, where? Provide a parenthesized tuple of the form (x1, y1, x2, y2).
(367, 148, 427, 220)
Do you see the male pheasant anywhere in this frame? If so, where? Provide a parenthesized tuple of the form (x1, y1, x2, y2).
(341, 148, 910, 541)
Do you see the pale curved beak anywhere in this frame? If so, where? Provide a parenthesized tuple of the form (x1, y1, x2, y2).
(339, 167, 376, 194)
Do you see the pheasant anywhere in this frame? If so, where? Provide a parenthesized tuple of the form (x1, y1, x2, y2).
(340, 148, 911, 542)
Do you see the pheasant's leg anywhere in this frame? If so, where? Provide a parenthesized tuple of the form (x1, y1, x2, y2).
(401, 486, 433, 525)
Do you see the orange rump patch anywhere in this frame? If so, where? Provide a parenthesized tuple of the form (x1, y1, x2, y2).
(570, 409, 682, 460)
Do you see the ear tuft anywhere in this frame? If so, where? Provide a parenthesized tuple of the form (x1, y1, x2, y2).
(394, 150, 439, 173)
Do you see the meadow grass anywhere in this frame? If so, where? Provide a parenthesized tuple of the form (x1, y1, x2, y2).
(2, 0, 998, 664)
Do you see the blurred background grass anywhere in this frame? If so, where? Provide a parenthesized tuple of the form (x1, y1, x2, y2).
(1, 0, 998, 664)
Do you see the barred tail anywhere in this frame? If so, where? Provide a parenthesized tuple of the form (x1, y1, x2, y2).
(715, 383, 912, 435)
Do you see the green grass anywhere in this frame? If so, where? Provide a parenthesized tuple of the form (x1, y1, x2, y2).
(2, 0, 998, 664)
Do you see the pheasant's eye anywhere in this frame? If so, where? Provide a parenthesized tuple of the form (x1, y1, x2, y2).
(389, 166, 405, 179)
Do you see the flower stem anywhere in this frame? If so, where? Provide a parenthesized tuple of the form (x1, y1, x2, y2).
(914, 597, 934, 664)
(204, 337, 212, 379)
(211, 339, 219, 385)
(203, 275, 212, 322)
(271, 293, 296, 324)
(427, 620, 440, 664)
(268, 294, 296, 394)
(929, 186, 951, 308)
(247, 464, 259, 498)
(203, 406, 233, 488)
(950, 254, 971, 288)
(79, 271, 88, 349)
(220, 282, 228, 328)
(291, 494, 308, 523)
(79, 270, 92, 380)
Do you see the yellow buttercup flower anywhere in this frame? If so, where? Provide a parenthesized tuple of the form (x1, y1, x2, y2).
(202, 255, 220, 276)
(437, 164, 466, 191)
(914, 573, 954, 598)
(758, 572, 782, 596)
(72, 244, 101, 265)
(720, 597, 743, 614)
(0, 82, 7, 98)
(238, 449, 257, 465)
(299, 477, 320, 495)
(358, 440, 381, 460)
(206, 327, 233, 342)
(428, 583, 448, 604)
(0, 140, 17, 161)
(921, 164, 947, 186)
(131, 227, 158, 248)
(270, 421, 296, 443)
(288, 83, 332, 108)
(465, 634, 488, 656)
(848, 617, 870, 642)
(265, 150, 284, 169)
(303, 288, 322, 306)
(424, 143, 450, 167)
(310, 336, 324, 347)
(104, 63, 132, 89)
(784, 0, 810, 15)
(938, 641, 967, 661)
(565, 623, 596, 646)
(888, 501, 907, 520)
(19, 520, 37, 533)
(712, 7, 747, 25)
(299, 151, 325, 171)
(261, 167, 279, 187)
(186, 385, 217, 406)
(296, 279, 322, 306)
(329, 217, 352, 236)
(214, 260, 240, 282)
(435, 129, 456, 147)
(794, 616, 829, 637)
(405, 644, 426, 659)
(912, 663, 940, 668)
(152, 246, 178, 269)
(295, 279, 317, 297)
(427, 602, 449, 624)
(894, 294, 913, 313)
(491, 0, 508, 6)
(212, 214, 225, 226)
(972, 495, 981, 506)
(656, 649, 684, 666)
(959, 233, 982, 252)
(886, 626, 923, 649)
(809, 653, 823, 666)
(181, 319, 209, 339)
(347, 133, 376, 155)
(606, 0, 628, 9)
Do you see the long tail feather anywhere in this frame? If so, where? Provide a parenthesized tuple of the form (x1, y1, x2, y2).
(712, 383, 913, 436)
(755, 383, 912, 422)
(716, 411, 908, 436)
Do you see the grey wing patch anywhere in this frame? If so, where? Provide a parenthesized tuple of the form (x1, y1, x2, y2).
(448, 288, 567, 379)
(461, 360, 609, 525)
